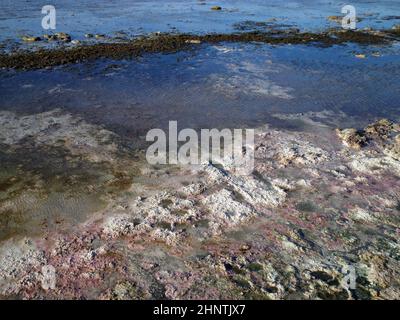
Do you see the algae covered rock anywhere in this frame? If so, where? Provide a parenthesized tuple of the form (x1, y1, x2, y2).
(365, 119, 393, 140)
(336, 128, 367, 150)
(43, 34, 58, 41)
(54, 32, 71, 42)
(21, 36, 41, 42)
(337, 119, 397, 150)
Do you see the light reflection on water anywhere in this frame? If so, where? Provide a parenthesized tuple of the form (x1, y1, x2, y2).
(0, 42, 399, 144)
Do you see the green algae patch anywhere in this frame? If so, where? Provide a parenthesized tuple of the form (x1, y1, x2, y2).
(247, 262, 263, 272)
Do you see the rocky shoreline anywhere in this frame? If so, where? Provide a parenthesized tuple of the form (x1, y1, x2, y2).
(1, 27, 399, 70)
(0, 109, 399, 299)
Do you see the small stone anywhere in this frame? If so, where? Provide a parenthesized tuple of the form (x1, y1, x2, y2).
(211, 6, 222, 11)
(240, 244, 251, 251)
(355, 54, 366, 59)
(95, 34, 106, 39)
(55, 32, 71, 42)
(85, 33, 94, 38)
(43, 34, 57, 41)
(185, 39, 201, 44)
(22, 36, 41, 42)
(327, 15, 342, 23)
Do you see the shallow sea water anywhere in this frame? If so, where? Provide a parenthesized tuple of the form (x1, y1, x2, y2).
(1, 42, 399, 140)
(1, 0, 400, 42)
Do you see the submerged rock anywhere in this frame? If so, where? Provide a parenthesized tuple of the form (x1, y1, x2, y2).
(355, 54, 366, 59)
(327, 16, 342, 23)
(43, 34, 57, 41)
(185, 39, 202, 44)
(0, 109, 118, 163)
(43, 33, 71, 42)
(54, 32, 71, 42)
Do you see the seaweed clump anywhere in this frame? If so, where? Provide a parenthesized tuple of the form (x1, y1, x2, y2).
(0, 28, 395, 70)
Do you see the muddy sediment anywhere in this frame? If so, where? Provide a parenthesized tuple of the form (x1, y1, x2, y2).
(0, 29, 395, 70)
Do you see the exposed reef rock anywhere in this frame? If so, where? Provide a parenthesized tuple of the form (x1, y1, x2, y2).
(336, 119, 398, 150)
(336, 128, 368, 149)
(1, 28, 396, 70)
(0, 117, 399, 299)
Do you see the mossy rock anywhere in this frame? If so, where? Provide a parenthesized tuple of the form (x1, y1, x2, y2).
(395, 200, 400, 211)
(156, 221, 173, 230)
(310, 271, 334, 283)
(350, 285, 372, 300)
(111, 282, 141, 300)
(317, 288, 349, 300)
(171, 209, 188, 216)
(232, 276, 252, 289)
(247, 262, 263, 272)
(195, 219, 209, 228)
(160, 198, 173, 208)
(244, 290, 271, 300)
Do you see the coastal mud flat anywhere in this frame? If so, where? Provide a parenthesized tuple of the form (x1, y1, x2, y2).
(0, 109, 399, 299)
